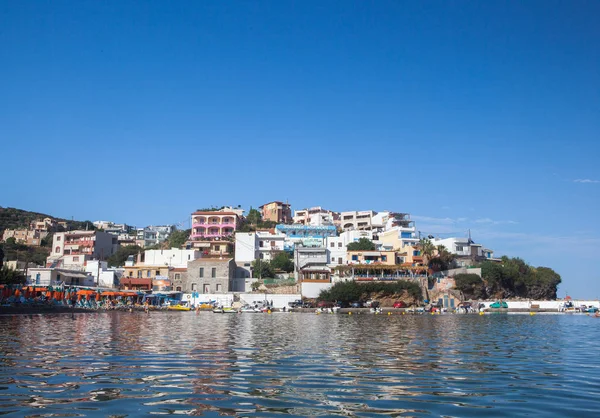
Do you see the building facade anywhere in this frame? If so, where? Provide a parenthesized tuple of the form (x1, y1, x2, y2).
(190, 211, 240, 240)
(46, 230, 118, 270)
(293, 207, 339, 226)
(340, 210, 376, 231)
(185, 258, 236, 294)
(259, 201, 292, 224)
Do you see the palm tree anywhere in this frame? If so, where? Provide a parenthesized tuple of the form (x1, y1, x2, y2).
(418, 238, 436, 266)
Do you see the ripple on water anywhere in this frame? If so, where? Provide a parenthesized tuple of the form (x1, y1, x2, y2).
(0, 312, 599, 416)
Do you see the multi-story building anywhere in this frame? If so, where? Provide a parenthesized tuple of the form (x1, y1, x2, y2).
(136, 225, 174, 248)
(46, 230, 118, 270)
(325, 230, 374, 266)
(185, 258, 237, 294)
(190, 210, 240, 240)
(340, 210, 376, 231)
(234, 231, 287, 278)
(294, 246, 330, 282)
(259, 201, 292, 224)
(93, 221, 135, 236)
(430, 237, 496, 267)
(293, 207, 338, 226)
(30, 217, 57, 231)
(275, 224, 337, 250)
(2, 228, 47, 246)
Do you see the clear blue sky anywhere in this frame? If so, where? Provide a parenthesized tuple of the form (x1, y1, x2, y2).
(1, 1, 599, 298)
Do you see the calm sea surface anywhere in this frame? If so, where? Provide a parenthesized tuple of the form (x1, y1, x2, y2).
(0, 312, 599, 417)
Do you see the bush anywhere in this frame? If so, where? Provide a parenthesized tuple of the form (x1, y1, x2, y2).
(318, 280, 422, 303)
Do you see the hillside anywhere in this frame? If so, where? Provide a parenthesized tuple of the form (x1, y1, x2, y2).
(0, 207, 95, 234)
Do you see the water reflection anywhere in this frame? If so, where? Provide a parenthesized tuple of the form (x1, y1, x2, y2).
(0, 312, 598, 417)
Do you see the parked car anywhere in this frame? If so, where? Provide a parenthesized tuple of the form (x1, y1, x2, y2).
(288, 299, 303, 308)
(350, 301, 363, 308)
(317, 301, 335, 308)
(302, 302, 315, 308)
(370, 301, 380, 308)
(393, 301, 407, 308)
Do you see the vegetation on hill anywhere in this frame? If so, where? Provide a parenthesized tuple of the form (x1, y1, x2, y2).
(239, 208, 277, 232)
(107, 245, 143, 267)
(454, 257, 562, 300)
(163, 229, 190, 249)
(347, 238, 376, 251)
(0, 207, 95, 234)
(0, 238, 50, 266)
(318, 280, 422, 303)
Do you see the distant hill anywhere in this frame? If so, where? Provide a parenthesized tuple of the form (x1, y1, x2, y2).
(0, 207, 95, 234)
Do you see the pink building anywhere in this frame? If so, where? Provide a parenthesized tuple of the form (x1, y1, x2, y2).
(191, 211, 240, 240)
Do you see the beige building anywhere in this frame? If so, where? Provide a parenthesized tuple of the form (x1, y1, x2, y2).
(347, 250, 401, 265)
(259, 201, 292, 224)
(2, 228, 48, 246)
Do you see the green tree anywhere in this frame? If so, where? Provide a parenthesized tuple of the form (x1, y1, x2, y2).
(0, 266, 25, 285)
(270, 251, 294, 272)
(418, 238, 436, 265)
(318, 280, 422, 303)
(107, 245, 143, 267)
(251, 259, 275, 278)
(454, 273, 487, 299)
(0, 245, 4, 269)
(347, 238, 376, 251)
(246, 208, 262, 225)
(166, 229, 190, 249)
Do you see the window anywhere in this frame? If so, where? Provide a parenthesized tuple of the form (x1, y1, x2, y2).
(188, 255, 191, 260)
(129, 271, 133, 277)
(176, 286, 182, 291)
(338, 257, 343, 264)
(55, 246, 60, 253)
(56, 236, 61, 241)
(330, 242, 334, 248)
(259, 241, 264, 247)
(56, 274, 61, 282)
(203, 284, 210, 293)
(216, 284, 222, 292)
(381, 255, 387, 262)
(352, 255, 358, 261)
(211, 268, 216, 278)
(413, 250, 420, 256)
(35, 273, 41, 285)
(137, 271, 142, 278)
(191, 283, 197, 291)
(147, 270, 152, 278)
(73, 256, 79, 262)
(175, 273, 180, 280)
(155, 270, 160, 275)
(338, 242, 342, 248)
(199, 267, 204, 277)
(456, 246, 463, 252)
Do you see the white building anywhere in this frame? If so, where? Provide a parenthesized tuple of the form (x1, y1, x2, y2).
(27, 268, 93, 287)
(46, 230, 118, 271)
(325, 230, 374, 266)
(430, 237, 496, 266)
(143, 248, 201, 268)
(85, 260, 118, 288)
(234, 231, 286, 278)
(293, 207, 338, 226)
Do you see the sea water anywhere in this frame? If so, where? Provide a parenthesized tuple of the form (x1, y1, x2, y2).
(0, 312, 599, 417)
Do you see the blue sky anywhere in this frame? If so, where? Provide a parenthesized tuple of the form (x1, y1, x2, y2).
(1, 1, 599, 298)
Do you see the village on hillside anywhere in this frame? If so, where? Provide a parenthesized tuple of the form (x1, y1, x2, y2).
(1, 202, 564, 311)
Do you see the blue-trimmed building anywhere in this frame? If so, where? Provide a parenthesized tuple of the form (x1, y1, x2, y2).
(275, 224, 337, 239)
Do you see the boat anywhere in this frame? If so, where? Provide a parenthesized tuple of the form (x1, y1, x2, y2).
(490, 301, 508, 309)
(240, 305, 263, 313)
(213, 307, 238, 313)
(167, 302, 191, 311)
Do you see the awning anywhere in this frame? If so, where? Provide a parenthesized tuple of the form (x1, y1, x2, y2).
(59, 272, 89, 279)
(362, 252, 381, 256)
